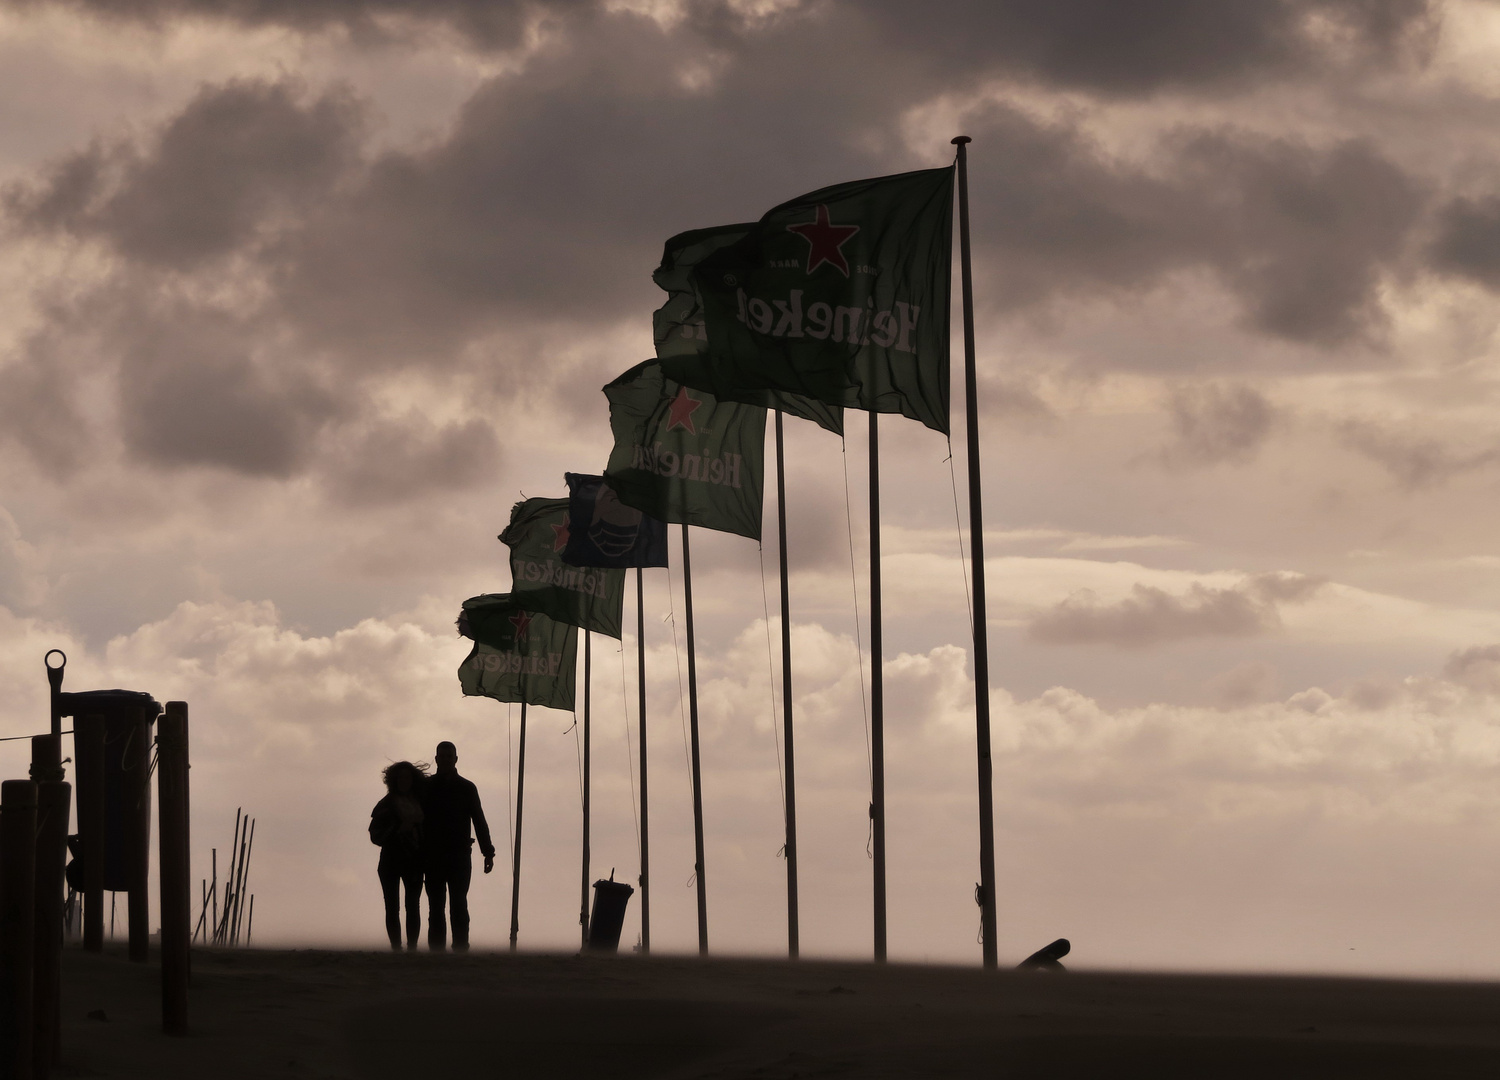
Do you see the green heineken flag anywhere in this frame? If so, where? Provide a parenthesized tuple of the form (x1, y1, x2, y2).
(499, 497, 625, 638)
(661, 167, 953, 435)
(654, 223, 844, 436)
(457, 593, 577, 711)
(603, 359, 765, 541)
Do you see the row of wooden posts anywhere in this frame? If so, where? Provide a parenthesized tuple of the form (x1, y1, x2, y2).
(195, 808, 255, 948)
(0, 694, 192, 1080)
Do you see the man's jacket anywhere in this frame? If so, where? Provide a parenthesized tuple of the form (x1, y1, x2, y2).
(422, 770, 496, 860)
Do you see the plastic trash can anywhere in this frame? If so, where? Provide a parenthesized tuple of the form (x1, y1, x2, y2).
(587, 874, 635, 953)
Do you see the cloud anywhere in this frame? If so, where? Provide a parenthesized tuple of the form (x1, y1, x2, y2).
(1, 0, 579, 51)
(0, 331, 92, 478)
(0, 506, 47, 611)
(965, 104, 1425, 346)
(1442, 643, 1500, 694)
(1161, 382, 1277, 466)
(865, 0, 1439, 96)
(113, 305, 345, 477)
(1205, 661, 1277, 707)
(1027, 572, 1325, 646)
(1428, 194, 1500, 290)
(1246, 569, 1326, 603)
(15, 0, 1441, 96)
(0, 15, 1435, 509)
(1, 591, 1498, 972)
(6, 79, 365, 269)
(1338, 418, 1500, 488)
(323, 414, 501, 506)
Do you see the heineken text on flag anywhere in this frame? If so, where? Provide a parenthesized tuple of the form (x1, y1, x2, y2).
(458, 593, 578, 711)
(500, 497, 626, 637)
(604, 359, 766, 541)
(661, 168, 953, 434)
(654, 223, 844, 435)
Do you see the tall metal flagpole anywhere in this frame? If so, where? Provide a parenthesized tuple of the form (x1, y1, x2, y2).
(580, 632, 591, 947)
(952, 135, 998, 968)
(681, 524, 709, 954)
(869, 411, 886, 962)
(509, 700, 528, 952)
(637, 566, 651, 953)
(775, 410, 799, 958)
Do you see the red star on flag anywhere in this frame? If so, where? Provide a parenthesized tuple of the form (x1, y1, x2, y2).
(666, 386, 702, 434)
(509, 610, 533, 640)
(786, 204, 859, 276)
(551, 515, 570, 553)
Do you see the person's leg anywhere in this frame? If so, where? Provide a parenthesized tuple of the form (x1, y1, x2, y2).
(448, 853, 474, 950)
(377, 853, 402, 949)
(424, 869, 449, 951)
(401, 861, 423, 949)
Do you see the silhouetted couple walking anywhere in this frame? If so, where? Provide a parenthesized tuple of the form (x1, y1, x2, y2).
(370, 741, 496, 950)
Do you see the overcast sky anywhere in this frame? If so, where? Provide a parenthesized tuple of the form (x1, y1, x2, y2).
(5, 0, 1500, 976)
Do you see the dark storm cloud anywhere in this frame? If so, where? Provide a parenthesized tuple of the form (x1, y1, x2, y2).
(114, 306, 344, 476)
(4, 12, 1434, 371)
(0, 2, 1445, 493)
(1028, 572, 1324, 647)
(1162, 383, 1276, 466)
(3, 0, 580, 49)
(860, 0, 1437, 95)
(267, 13, 923, 361)
(967, 105, 1425, 346)
(1338, 419, 1500, 488)
(6, 80, 364, 270)
(10, 0, 1439, 95)
(323, 414, 500, 506)
(1429, 195, 1500, 290)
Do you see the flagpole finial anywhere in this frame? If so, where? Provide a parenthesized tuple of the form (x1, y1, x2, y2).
(951, 135, 971, 145)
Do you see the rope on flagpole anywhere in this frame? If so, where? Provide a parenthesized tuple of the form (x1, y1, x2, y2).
(757, 543, 787, 827)
(946, 438, 974, 639)
(571, 711, 585, 814)
(663, 565, 698, 817)
(841, 438, 873, 785)
(618, 637, 642, 851)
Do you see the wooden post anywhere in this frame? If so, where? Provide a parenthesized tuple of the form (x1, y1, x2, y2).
(72, 715, 105, 954)
(2, 780, 39, 1080)
(232, 820, 254, 946)
(126, 706, 152, 963)
(158, 703, 190, 1034)
(31, 736, 68, 1078)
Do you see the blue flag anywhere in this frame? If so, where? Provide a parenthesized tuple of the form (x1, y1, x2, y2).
(562, 473, 669, 568)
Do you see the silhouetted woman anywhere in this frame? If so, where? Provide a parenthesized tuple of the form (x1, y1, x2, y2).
(369, 760, 429, 949)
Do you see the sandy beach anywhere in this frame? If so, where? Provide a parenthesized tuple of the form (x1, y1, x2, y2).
(54, 945, 1500, 1078)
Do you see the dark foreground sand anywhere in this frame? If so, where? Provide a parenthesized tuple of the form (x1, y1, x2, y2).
(56, 945, 1500, 1078)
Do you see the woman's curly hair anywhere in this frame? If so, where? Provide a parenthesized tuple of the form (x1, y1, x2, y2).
(382, 760, 430, 795)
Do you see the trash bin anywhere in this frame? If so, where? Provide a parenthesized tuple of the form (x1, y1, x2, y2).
(57, 687, 160, 957)
(59, 690, 161, 893)
(587, 873, 635, 953)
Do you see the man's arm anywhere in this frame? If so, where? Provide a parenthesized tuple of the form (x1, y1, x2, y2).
(469, 781, 497, 873)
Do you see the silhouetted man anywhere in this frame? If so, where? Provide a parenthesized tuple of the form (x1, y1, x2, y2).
(422, 741, 495, 951)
